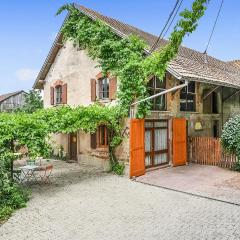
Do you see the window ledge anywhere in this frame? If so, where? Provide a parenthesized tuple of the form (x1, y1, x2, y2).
(150, 110, 170, 113)
(53, 103, 66, 107)
(96, 147, 109, 152)
(98, 99, 111, 104)
(180, 111, 200, 114)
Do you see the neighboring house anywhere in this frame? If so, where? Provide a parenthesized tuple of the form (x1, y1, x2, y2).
(0, 90, 26, 112)
(33, 4, 240, 175)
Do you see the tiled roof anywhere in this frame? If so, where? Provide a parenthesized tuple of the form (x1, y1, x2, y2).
(228, 60, 240, 68)
(33, 4, 240, 89)
(0, 91, 24, 103)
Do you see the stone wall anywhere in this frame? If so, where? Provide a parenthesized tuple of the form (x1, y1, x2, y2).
(43, 41, 101, 108)
(43, 41, 127, 170)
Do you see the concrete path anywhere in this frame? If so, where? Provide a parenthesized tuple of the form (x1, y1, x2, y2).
(137, 164, 240, 205)
(1, 161, 240, 240)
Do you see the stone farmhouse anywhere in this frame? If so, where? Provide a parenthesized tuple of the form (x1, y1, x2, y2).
(33, 4, 240, 176)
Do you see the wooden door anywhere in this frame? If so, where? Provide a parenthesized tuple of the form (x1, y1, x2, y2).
(130, 119, 145, 178)
(172, 118, 187, 166)
(69, 133, 78, 161)
(145, 120, 169, 168)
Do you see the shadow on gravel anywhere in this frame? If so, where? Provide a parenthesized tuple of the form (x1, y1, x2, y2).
(24, 160, 111, 196)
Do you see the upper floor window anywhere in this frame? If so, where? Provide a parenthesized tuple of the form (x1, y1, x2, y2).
(147, 76, 166, 111)
(55, 85, 62, 104)
(99, 78, 109, 99)
(180, 81, 196, 112)
(50, 82, 67, 106)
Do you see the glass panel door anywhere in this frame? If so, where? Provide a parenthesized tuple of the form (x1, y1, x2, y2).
(145, 120, 169, 168)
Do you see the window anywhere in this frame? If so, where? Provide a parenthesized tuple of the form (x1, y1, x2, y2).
(180, 81, 196, 112)
(99, 78, 109, 99)
(98, 125, 108, 147)
(55, 85, 62, 104)
(147, 76, 166, 111)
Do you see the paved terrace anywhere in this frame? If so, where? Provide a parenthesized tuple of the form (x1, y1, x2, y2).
(1, 160, 240, 240)
(137, 164, 240, 205)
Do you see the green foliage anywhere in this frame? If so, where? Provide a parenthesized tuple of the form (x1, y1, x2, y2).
(144, 0, 208, 79)
(16, 90, 43, 113)
(0, 1, 209, 221)
(0, 163, 29, 222)
(57, 1, 208, 117)
(112, 162, 125, 176)
(221, 115, 240, 158)
(0, 104, 121, 221)
(233, 161, 240, 172)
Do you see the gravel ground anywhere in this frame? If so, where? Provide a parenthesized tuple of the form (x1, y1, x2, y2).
(1, 160, 240, 240)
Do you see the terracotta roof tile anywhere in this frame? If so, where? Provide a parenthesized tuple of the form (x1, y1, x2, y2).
(76, 5, 240, 88)
(228, 60, 240, 68)
(0, 91, 24, 103)
(33, 4, 240, 89)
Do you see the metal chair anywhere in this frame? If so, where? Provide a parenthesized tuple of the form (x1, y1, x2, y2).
(38, 165, 53, 184)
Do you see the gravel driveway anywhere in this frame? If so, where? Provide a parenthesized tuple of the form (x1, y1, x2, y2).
(1, 160, 240, 240)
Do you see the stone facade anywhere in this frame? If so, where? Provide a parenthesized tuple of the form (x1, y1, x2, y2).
(43, 41, 127, 170)
(42, 40, 240, 170)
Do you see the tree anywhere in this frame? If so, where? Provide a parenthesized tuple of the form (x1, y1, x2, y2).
(18, 90, 43, 113)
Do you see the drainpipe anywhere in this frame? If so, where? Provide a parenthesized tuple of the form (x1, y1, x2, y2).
(130, 80, 189, 118)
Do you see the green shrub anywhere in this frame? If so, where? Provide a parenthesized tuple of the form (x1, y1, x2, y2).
(0, 206, 13, 222)
(0, 166, 30, 222)
(233, 161, 240, 172)
(221, 115, 240, 158)
(112, 162, 125, 175)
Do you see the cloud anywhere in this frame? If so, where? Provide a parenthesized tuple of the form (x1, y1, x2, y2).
(16, 68, 38, 82)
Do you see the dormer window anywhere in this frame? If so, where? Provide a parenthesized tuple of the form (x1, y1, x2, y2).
(99, 78, 109, 99)
(55, 85, 62, 104)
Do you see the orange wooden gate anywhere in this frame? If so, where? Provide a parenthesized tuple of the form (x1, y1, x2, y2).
(172, 118, 187, 166)
(130, 119, 145, 178)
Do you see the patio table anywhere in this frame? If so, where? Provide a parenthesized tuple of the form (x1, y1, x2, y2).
(19, 165, 39, 183)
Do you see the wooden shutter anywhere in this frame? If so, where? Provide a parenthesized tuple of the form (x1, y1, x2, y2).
(91, 78, 96, 102)
(109, 77, 117, 100)
(130, 119, 145, 178)
(172, 118, 187, 166)
(90, 132, 97, 149)
(62, 84, 67, 104)
(50, 87, 54, 105)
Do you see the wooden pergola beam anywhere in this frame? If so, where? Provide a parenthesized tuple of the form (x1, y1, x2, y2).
(223, 89, 240, 102)
(203, 86, 220, 100)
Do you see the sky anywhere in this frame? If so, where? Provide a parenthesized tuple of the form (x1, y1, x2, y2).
(0, 0, 240, 95)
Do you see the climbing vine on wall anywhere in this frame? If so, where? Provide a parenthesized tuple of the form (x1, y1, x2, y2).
(0, 0, 209, 177)
(57, 0, 209, 117)
(0, 1, 210, 221)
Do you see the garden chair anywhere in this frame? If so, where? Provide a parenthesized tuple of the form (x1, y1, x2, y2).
(37, 165, 53, 184)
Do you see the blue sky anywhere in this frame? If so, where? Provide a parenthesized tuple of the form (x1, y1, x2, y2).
(0, 0, 239, 94)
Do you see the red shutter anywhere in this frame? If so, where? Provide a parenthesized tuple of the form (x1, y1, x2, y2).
(109, 77, 117, 100)
(62, 84, 67, 104)
(90, 132, 97, 149)
(91, 78, 96, 102)
(172, 118, 187, 166)
(50, 87, 54, 105)
(130, 119, 145, 178)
